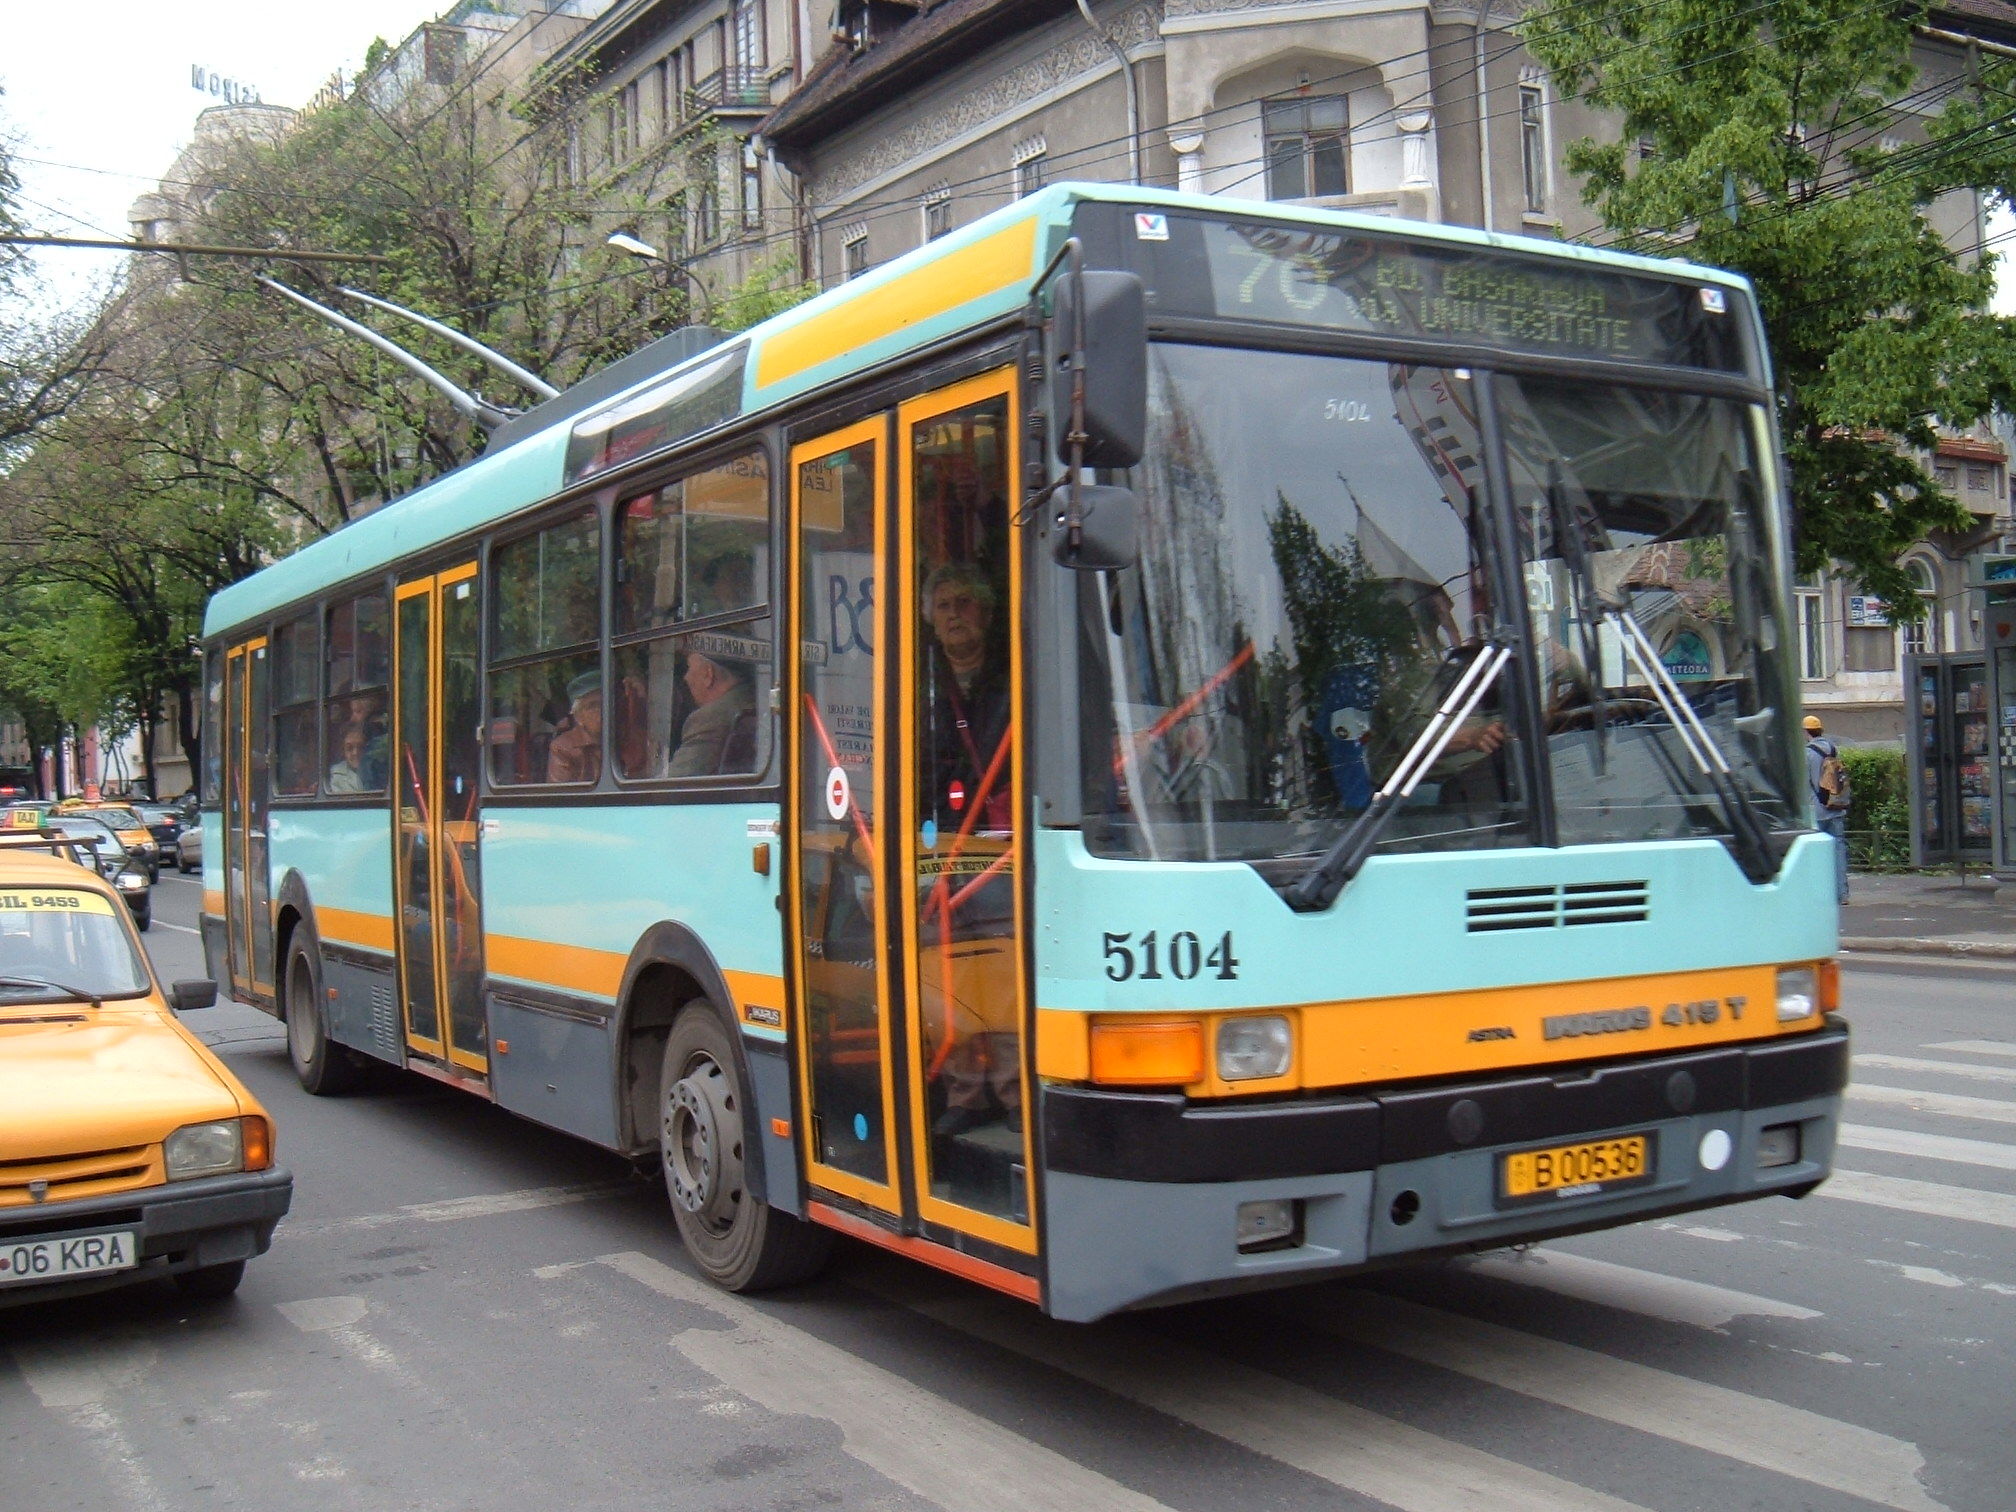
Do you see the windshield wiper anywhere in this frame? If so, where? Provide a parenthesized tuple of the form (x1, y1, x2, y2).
(1287, 638, 1516, 911)
(0, 974, 102, 1008)
(1604, 607, 1781, 884)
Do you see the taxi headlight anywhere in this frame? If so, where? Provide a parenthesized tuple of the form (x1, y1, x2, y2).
(165, 1119, 244, 1181)
(1217, 1015, 1293, 1081)
(1775, 966, 1819, 1023)
(114, 870, 148, 891)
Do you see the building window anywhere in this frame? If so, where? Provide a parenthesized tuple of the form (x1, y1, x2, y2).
(1966, 463, 1995, 492)
(1900, 558, 1939, 658)
(922, 187, 951, 241)
(654, 60, 671, 136)
(731, 0, 764, 72)
(1013, 139, 1047, 199)
(1263, 94, 1348, 200)
(1935, 463, 1960, 491)
(842, 230, 869, 281)
(1794, 572, 1829, 680)
(1519, 83, 1549, 214)
(742, 141, 763, 229)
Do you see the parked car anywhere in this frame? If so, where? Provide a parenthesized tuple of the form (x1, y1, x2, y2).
(0, 838, 290, 1304)
(44, 815, 153, 931)
(172, 816, 202, 874)
(133, 803, 187, 868)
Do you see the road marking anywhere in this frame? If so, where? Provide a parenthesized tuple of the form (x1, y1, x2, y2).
(1286, 1290, 1943, 1512)
(276, 1295, 369, 1332)
(1839, 1124, 2016, 1172)
(1926, 1040, 2016, 1059)
(1459, 1248, 1820, 1328)
(148, 919, 199, 935)
(280, 1180, 632, 1236)
(10, 1338, 169, 1511)
(854, 1273, 1659, 1512)
(1822, 1169, 2016, 1231)
(1850, 1083, 2016, 1125)
(598, 1251, 1177, 1512)
(1856, 1053, 2016, 1085)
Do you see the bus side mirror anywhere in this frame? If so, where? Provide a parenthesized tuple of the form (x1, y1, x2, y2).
(1052, 271, 1146, 470)
(1053, 485, 1139, 571)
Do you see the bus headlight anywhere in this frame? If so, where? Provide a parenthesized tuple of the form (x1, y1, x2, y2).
(1217, 1015, 1292, 1081)
(1775, 967, 1818, 1023)
(165, 1119, 244, 1181)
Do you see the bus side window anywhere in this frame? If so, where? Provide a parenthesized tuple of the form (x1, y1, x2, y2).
(488, 509, 603, 786)
(324, 592, 390, 795)
(612, 447, 771, 782)
(272, 611, 321, 797)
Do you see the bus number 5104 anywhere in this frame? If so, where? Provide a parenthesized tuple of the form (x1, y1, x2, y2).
(1103, 930, 1239, 982)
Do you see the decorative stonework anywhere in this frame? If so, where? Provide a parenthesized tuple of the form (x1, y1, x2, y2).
(810, 2, 1163, 206)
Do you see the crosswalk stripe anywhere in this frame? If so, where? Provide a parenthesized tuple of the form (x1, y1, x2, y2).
(1822, 1169, 2016, 1231)
(281, 1180, 632, 1236)
(1286, 1290, 1943, 1512)
(597, 1251, 1177, 1512)
(1856, 1053, 2016, 1085)
(10, 1337, 170, 1512)
(1849, 1083, 2016, 1125)
(863, 1273, 1660, 1512)
(1459, 1248, 1820, 1328)
(1839, 1123, 2016, 1172)
(1926, 1040, 2016, 1059)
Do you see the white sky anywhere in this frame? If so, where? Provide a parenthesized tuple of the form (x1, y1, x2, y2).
(3, 1, 448, 311)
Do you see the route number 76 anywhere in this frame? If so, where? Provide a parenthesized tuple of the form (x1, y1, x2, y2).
(1103, 930, 1240, 982)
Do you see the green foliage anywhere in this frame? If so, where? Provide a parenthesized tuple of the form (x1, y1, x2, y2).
(1520, 0, 2016, 610)
(1840, 745, 1910, 867)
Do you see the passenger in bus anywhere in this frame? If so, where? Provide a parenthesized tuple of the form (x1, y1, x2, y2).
(921, 562, 1010, 832)
(327, 727, 371, 793)
(546, 670, 603, 784)
(666, 650, 754, 778)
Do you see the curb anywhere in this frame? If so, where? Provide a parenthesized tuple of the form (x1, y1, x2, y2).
(1841, 935, 2016, 959)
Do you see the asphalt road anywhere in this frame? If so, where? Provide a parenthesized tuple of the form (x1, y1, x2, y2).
(3, 877, 2012, 1512)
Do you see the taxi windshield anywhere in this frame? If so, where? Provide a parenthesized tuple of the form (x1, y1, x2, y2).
(0, 885, 151, 1002)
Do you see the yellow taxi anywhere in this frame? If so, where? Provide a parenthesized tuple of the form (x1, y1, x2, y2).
(0, 838, 291, 1304)
(54, 801, 162, 880)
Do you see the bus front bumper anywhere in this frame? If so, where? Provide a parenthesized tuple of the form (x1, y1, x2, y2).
(1038, 1022, 1846, 1323)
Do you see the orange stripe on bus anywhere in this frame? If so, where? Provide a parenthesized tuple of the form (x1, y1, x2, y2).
(805, 1201, 1041, 1305)
(484, 934, 627, 999)
(316, 905, 395, 952)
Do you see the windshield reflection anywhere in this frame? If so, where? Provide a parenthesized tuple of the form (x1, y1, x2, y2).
(1079, 345, 1529, 863)
(0, 887, 151, 1001)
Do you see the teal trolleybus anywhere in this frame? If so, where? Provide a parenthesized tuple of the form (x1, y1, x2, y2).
(201, 183, 1846, 1321)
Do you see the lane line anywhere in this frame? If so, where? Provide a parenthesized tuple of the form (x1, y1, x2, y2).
(1925, 1040, 2016, 1059)
(1285, 1290, 1943, 1512)
(1458, 1248, 1820, 1328)
(10, 1338, 170, 1512)
(1839, 1124, 2016, 1172)
(148, 920, 199, 935)
(599, 1251, 1178, 1512)
(1822, 1169, 2016, 1231)
(1855, 1054, 2016, 1086)
(1849, 1083, 2016, 1125)
(858, 1273, 1660, 1512)
(280, 1180, 632, 1236)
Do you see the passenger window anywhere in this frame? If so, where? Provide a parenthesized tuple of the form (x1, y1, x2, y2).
(324, 592, 390, 795)
(612, 449, 771, 782)
(201, 648, 223, 804)
(490, 510, 604, 785)
(271, 612, 320, 797)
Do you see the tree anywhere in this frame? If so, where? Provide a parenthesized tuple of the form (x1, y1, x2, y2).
(1521, 0, 2016, 610)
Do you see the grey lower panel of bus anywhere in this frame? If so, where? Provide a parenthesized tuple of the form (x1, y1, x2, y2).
(1041, 1093, 1840, 1324)
(323, 949, 403, 1062)
(488, 995, 621, 1149)
(744, 1040, 802, 1217)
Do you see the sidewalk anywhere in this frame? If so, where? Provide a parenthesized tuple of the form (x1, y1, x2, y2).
(1840, 870, 2016, 958)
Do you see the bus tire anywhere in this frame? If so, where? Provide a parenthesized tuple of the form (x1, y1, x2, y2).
(285, 932, 364, 1096)
(660, 1005, 831, 1292)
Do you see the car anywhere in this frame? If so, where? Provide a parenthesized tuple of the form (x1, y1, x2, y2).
(0, 839, 292, 1305)
(44, 815, 153, 931)
(172, 815, 202, 874)
(59, 804, 162, 882)
(133, 803, 186, 868)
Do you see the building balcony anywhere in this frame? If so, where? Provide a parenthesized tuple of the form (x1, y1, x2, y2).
(685, 66, 771, 120)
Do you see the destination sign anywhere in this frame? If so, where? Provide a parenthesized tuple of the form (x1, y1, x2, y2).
(1087, 207, 1749, 373)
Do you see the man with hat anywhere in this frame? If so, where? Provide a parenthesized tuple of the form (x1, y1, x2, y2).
(1804, 713, 1850, 902)
(547, 669, 603, 784)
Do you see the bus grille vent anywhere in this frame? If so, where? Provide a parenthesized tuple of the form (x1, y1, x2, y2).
(370, 984, 397, 1055)
(1466, 881, 1648, 932)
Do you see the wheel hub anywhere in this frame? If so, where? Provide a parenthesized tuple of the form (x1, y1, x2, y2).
(664, 1056, 742, 1233)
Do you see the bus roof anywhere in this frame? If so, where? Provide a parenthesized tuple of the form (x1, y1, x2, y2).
(204, 182, 1753, 640)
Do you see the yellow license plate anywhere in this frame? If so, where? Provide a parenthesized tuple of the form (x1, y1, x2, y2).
(1500, 1134, 1653, 1202)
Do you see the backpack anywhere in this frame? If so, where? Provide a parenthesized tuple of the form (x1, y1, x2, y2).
(1812, 740, 1853, 813)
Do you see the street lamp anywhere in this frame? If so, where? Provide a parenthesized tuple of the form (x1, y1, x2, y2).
(607, 229, 707, 322)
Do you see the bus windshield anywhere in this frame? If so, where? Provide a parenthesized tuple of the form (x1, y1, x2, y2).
(1077, 345, 1801, 868)
(1078, 343, 1531, 863)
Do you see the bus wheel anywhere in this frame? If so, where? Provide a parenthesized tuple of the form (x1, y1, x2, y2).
(285, 933, 364, 1096)
(660, 1006, 831, 1292)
